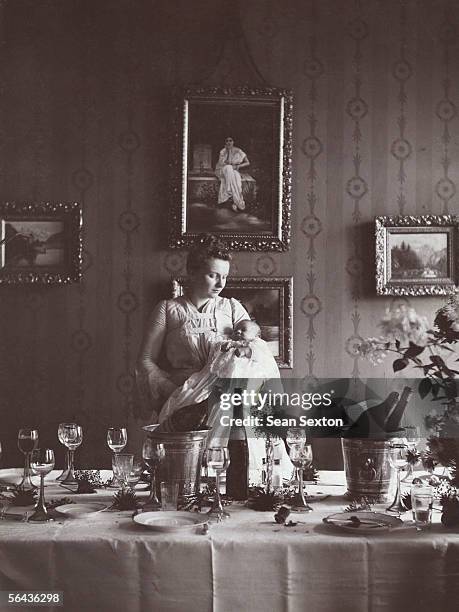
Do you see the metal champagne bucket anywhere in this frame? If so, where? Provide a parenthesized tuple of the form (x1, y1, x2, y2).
(143, 426, 209, 503)
(341, 438, 397, 501)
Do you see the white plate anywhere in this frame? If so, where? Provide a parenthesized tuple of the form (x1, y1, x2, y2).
(133, 511, 208, 533)
(54, 502, 108, 518)
(323, 511, 403, 534)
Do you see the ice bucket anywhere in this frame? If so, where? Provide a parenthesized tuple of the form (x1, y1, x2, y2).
(142, 426, 209, 503)
(341, 438, 397, 501)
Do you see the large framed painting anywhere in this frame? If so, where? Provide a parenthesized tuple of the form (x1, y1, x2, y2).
(0, 201, 82, 285)
(172, 276, 293, 368)
(169, 86, 293, 251)
(375, 215, 458, 296)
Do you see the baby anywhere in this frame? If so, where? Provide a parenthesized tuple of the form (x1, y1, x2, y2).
(159, 319, 279, 422)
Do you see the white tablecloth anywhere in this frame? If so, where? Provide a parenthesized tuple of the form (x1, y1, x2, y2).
(1, 470, 459, 612)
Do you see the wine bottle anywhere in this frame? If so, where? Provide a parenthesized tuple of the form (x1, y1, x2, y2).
(226, 388, 249, 500)
(384, 386, 413, 433)
(155, 400, 208, 433)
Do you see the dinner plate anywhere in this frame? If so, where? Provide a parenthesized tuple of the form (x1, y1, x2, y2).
(54, 502, 108, 518)
(133, 511, 208, 533)
(323, 511, 403, 534)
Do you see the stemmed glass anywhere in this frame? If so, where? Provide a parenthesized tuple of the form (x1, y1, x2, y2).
(56, 423, 72, 481)
(142, 439, 165, 511)
(28, 449, 55, 522)
(107, 428, 127, 488)
(286, 427, 314, 512)
(17, 428, 39, 490)
(127, 457, 145, 490)
(387, 439, 409, 514)
(206, 447, 230, 522)
(59, 424, 83, 486)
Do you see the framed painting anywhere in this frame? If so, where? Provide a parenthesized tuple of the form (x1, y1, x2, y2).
(172, 276, 293, 368)
(0, 201, 82, 285)
(169, 86, 293, 251)
(375, 215, 458, 296)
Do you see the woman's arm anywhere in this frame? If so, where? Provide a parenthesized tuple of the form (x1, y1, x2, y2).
(136, 301, 178, 417)
(235, 154, 250, 171)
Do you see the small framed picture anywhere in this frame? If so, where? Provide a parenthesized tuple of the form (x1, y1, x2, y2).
(172, 276, 293, 368)
(169, 86, 293, 251)
(375, 215, 458, 296)
(0, 201, 82, 285)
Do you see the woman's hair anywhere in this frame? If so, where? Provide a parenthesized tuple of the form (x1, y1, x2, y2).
(186, 234, 231, 275)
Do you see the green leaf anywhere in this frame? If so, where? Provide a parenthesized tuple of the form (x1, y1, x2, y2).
(395, 339, 401, 350)
(405, 343, 425, 359)
(418, 378, 432, 399)
(393, 358, 408, 373)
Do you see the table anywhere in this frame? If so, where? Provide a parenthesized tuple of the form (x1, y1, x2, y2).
(1, 470, 459, 612)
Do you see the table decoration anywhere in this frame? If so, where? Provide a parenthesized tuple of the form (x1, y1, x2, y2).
(9, 486, 37, 506)
(111, 488, 140, 511)
(359, 298, 459, 481)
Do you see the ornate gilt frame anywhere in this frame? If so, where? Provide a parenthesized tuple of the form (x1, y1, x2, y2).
(0, 201, 82, 285)
(375, 214, 458, 296)
(172, 276, 293, 368)
(169, 86, 293, 251)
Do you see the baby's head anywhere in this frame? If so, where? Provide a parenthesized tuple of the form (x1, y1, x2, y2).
(232, 319, 260, 342)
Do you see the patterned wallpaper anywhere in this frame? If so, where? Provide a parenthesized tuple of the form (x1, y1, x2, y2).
(0, 0, 457, 468)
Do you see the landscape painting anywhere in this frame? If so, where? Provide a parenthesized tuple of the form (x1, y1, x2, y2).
(375, 215, 457, 296)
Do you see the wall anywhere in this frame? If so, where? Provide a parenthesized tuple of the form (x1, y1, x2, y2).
(0, 0, 457, 468)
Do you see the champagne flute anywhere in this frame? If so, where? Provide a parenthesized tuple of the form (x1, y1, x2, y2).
(17, 428, 39, 490)
(387, 439, 409, 515)
(206, 447, 230, 521)
(29, 449, 55, 522)
(59, 424, 83, 485)
(107, 428, 127, 488)
(142, 439, 165, 511)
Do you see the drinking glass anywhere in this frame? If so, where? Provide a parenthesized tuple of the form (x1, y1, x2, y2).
(29, 449, 55, 522)
(59, 424, 83, 486)
(411, 483, 433, 530)
(206, 447, 230, 521)
(17, 428, 39, 490)
(287, 443, 314, 512)
(112, 453, 134, 490)
(387, 439, 409, 514)
(127, 456, 145, 490)
(56, 423, 72, 481)
(107, 428, 127, 488)
(142, 439, 165, 511)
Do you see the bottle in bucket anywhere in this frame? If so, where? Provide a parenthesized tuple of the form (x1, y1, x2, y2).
(226, 388, 249, 501)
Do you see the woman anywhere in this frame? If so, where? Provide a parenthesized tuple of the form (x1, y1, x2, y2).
(136, 234, 251, 423)
(215, 137, 250, 212)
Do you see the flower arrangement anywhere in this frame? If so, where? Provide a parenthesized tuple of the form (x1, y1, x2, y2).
(359, 296, 459, 488)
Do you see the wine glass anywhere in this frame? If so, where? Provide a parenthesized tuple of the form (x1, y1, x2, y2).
(107, 428, 127, 488)
(59, 424, 83, 486)
(28, 449, 55, 522)
(287, 443, 314, 512)
(387, 439, 409, 515)
(112, 453, 134, 490)
(17, 428, 39, 490)
(56, 423, 72, 481)
(142, 439, 165, 511)
(206, 447, 230, 521)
